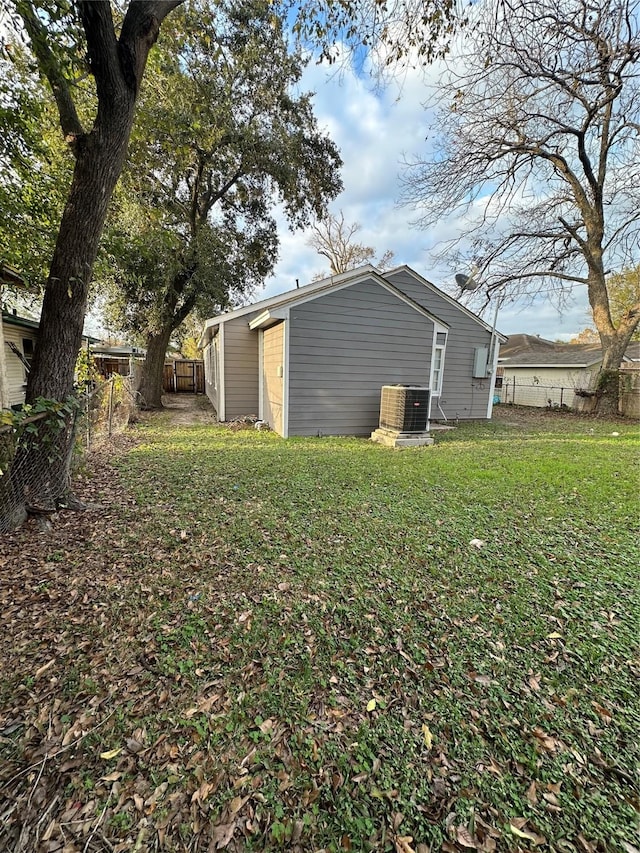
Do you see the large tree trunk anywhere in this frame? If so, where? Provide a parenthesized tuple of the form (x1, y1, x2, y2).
(595, 335, 633, 416)
(588, 269, 639, 415)
(137, 327, 173, 409)
(27, 136, 130, 402)
(11, 1, 182, 525)
(136, 278, 198, 409)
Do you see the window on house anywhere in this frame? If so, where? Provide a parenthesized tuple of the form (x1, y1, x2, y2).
(211, 339, 218, 390)
(7, 339, 33, 381)
(22, 339, 34, 373)
(431, 332, 447, 395)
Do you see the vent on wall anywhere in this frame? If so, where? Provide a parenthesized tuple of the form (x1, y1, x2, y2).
(379, 385, 430, 433)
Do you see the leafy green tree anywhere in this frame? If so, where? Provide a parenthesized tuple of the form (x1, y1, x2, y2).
(0, 48, 70, 292)
(173, 316, 203, 360)
(0, 0, 461, 520)
(100, 2, 342, 408)
(4, 0, 183, 404)
(402, 0, 640, 413)
(569, 328, 600, 345)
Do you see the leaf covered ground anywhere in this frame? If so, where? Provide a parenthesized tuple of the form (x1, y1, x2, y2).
(1, 403, 638, 853)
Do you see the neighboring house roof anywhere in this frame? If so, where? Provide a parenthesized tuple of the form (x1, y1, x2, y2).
(2, 312, 102, 346)
(625, 341, 640, 361)
(2, 312, 39, 332)
(200, 264, 504, 346)
(499, 333, 636, 368)
(91, 343, 144, 356)
(0, 264, 26, 288)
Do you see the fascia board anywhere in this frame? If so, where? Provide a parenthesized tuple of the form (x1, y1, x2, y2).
(202, 265, 379, 333)
(248, 307, 289, 330)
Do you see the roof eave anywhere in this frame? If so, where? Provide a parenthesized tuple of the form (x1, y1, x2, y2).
(2, 312, 39, 331)
(502, 361, 600, 368)
(0, 263, 26, 288)
(200, 265, 380, 336)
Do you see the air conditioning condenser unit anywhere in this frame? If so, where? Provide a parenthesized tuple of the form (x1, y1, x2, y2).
(379, 385, 430, 433)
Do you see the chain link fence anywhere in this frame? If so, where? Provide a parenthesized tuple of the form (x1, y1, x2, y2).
(497, 378, 578, 409)
(0, 375, 138, 533)
(0, 408, 76, 532)
(497, 370, 640, 415)
(81, 373, 138, 451)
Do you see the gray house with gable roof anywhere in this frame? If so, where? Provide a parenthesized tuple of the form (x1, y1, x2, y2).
(200, 265, 506, 437)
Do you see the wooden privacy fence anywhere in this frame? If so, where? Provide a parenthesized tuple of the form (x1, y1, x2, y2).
(619, 366, 640, 418)
(162, 360, 205, 394)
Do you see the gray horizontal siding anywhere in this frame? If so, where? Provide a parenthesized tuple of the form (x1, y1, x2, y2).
(288, 279, 433, 436)
(224, 316, 259, 419)
(385, 269, 494, 419)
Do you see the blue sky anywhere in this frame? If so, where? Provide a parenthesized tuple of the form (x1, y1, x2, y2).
(261, 53, 593, 342)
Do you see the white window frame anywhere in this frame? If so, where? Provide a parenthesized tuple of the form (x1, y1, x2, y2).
(212, 336, 219, 391)
(430, 327, 448, 397)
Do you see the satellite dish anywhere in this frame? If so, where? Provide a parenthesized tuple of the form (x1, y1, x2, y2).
(455, 272, 481, 291)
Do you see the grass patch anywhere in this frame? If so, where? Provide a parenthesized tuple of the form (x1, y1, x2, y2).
(1, 409, 638, 852)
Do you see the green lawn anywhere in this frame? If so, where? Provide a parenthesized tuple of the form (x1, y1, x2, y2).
(1, 409, 638, 852)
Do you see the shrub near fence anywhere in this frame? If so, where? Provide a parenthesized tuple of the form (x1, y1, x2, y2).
(0, 376, 137, 532)
(0, 399, 80, 532)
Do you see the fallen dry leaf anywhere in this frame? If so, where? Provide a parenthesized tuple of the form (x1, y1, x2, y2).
(592, 701, 613, 723)
(211, 821, 236, 849)
(34, 658, 56, 679)
(456, 826, 478, 848)
(99, 747, 122, 760)
(526, 781, 538, 805)
(394, 836, 416, 853)
(508, 820, 546, 845)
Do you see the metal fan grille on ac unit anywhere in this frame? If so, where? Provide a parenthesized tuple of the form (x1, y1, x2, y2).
(379, 385, 430, 433)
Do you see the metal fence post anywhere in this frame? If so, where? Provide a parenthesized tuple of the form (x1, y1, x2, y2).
(108, 377, 115, 437)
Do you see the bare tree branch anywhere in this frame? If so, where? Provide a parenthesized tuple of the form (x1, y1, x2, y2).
(401, 0, 640, 408)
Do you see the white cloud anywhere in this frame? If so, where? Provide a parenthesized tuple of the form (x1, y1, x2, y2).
(257, 52, 593, 340)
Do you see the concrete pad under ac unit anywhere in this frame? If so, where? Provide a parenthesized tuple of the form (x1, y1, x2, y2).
(370, 427, 434, 448)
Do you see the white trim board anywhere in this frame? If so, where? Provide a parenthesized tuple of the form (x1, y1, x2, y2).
(200, 265, 451, 346)
(218, 323, 226, 422)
